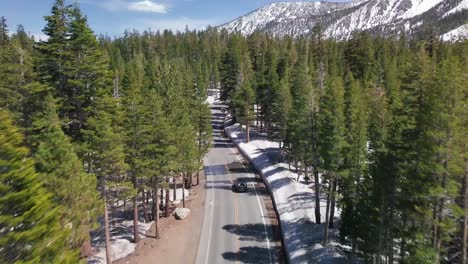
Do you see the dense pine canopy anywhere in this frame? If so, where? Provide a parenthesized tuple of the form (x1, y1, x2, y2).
(0, 1, 466, 263)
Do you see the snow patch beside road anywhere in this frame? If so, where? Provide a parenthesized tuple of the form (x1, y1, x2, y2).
(88, 187, 191, 264)
(225, 121, 347, 264)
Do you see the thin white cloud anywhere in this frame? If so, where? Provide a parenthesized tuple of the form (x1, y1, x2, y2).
(93, 0, 168, 13)
(128, 0, 167, 13)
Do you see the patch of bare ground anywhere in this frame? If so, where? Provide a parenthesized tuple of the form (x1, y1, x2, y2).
(115, 171, 206, 264)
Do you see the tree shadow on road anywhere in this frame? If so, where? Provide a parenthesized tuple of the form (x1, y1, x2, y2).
(222, 246, 279, 264)
(223, 223, 279, 242)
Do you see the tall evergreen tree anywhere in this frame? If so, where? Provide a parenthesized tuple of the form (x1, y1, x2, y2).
(31, 92, 101, 257)
(318, 75, 347, 244)
(122, 53, 146, 243)
(0, 110, 72, 263)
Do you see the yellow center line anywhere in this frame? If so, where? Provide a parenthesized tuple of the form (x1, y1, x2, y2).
(225, 164, 240, 264)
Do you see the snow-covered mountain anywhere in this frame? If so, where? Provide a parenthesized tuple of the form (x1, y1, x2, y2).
(218, 0, 468, 39)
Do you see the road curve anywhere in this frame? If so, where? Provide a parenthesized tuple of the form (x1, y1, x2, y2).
(195, 102, 282, 264)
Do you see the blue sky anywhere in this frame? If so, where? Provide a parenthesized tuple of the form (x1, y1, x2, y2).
(1, 0, 323, 39)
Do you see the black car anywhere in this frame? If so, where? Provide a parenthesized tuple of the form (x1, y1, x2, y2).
(232, 180, 248, 193)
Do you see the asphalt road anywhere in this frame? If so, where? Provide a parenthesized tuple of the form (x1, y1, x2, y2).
(195, 102, 281, 264)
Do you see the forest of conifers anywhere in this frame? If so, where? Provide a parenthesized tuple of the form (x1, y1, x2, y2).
(0, 0, 466, 263)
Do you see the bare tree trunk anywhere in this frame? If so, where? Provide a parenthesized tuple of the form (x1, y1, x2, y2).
(304, 164, 309, 184)
(329, 179, 337, 228)
(153, 183, 160, 239)
(260, 106, 264, 133)
(160, 188, 164, 210)
(400, 238, 406, 263)
(313, 165, 321, 224)
(133, 195, 140, 243)
(182, 173, 186, 208)
(146, 190, 149, 206)
(173, 175, 177, 202)
(188, 172, 193, 188)
(165, 177, 170, 217)
(142, 189, 148, 223)
(151, 190, 155, 220)
(296, 162, 301, 182)
(246, 116, 250, 143)
(104, 197, 112, 263)
(323, 176, 332, 245)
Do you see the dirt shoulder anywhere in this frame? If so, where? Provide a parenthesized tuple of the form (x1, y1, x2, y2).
(115, 172, 206, 264)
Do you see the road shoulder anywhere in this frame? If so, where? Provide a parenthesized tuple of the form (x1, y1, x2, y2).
(114, 172, 206, 264)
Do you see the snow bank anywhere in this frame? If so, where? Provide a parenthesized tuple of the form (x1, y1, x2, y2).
(88, 187, 190, 264)
(87, 221, 152, 264)
(225, 122, 347, 264)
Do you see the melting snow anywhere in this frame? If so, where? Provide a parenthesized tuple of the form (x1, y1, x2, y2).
(225, 121, 348, 263)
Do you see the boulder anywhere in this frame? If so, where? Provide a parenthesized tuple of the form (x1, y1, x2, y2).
(173, 208, 191, 220)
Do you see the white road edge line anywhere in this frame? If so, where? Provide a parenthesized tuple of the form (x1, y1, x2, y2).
(205, 166, 215, 264)
(229, 148, 273, 264)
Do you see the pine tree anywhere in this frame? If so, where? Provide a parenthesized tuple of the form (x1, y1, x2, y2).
(84, 91, 128, 263)
(0, 110, 73, 263)
(0, 16, 9, 46)
(31, 92, 101, 257)
(339, 71, 368, 248)
(232, 50, 255, 142)
(270, 54, 291, 152)
(36, 0, 69, 90)
(427, 51, 466, 263)
(318, 74, 347, 244)
(140, 87, 174, 239)
(287, 39, 313, 179)
(0, 23, 34, 121)
(219, 34, 242, 104)
(122, 53, 146, 243)
(192, 61, 212, 185)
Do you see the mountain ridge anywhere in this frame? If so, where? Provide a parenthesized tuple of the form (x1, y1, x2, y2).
(217, 0, 468, 39)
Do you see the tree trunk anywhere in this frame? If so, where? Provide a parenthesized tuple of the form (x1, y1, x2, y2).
(165, 177, 170, 217)
(246, 117, 250, 143)
(182, 173, 186, 208)
(104, 197, 112, 263)
(160, 188, 164, 210)
(133, 195, 140, 243)
(173, 175, 177, 202)
(142, 189, 148, 223)
(329, 179, 337, 228)
(188, 172, 193, 188)
(296, 161, 301, 182)
(323, 177, 332, 245)
(153, 183, 160, 239)
(196, 170, 200, 186)
(400, 238, 406, 263)
(313, 165, 321, 224)
(304, 164, 309, 184)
